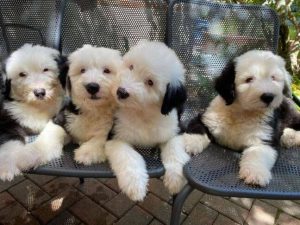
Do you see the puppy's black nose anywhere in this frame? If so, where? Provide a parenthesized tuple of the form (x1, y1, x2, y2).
(33, 88, 46, 99)
(85, 83, 100, 95)
(260, 93, 275, 105)
(117, 87, 129, 99)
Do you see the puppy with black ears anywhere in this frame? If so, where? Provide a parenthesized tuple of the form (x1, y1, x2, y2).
(105, 40, 190, 201)
(184, 50, 300, 186)
(35, 44, 123, 165)
(0, 44, 65, 181)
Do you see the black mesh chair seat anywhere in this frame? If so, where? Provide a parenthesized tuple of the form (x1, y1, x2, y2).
(184, 144, 300, 200)
(30, 143, 164, 178)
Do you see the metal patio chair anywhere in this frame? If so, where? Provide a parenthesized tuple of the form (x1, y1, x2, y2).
(0, 0, 167, 180)
(167, 1, 300, 225)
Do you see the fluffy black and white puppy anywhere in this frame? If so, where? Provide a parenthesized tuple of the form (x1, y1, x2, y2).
(184, 50, 300, 186)
(0, 44, 65, 181)
(31, 45, 123, 166)
(105, 40, 189, 201)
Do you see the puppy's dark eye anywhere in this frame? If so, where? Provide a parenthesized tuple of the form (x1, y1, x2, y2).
(80, 68, 86, 74)
(19, 72, 26, 77)
(43, 68, 49, 72)
(245, 77, 253, 83)
(147, 79, 154, 86)
(271, 75, 276, 81)
(104, 68, 111, 74)
(129, 65, 134, 70)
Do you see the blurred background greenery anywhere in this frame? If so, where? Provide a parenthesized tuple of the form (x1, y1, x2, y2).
(219, 0, 300, 99)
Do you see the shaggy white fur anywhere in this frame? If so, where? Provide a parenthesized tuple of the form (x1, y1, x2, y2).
(0, 44, 64, 181)
(184, 50, 293, 186)
(105, 40, 189, 201)
(30, 45, 123, 166)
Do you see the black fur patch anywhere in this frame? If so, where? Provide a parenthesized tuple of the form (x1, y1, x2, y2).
(215, 60, 236, 105)
(52, 110, 66, 127)
(0, 107, 28, 145)
(53, 99, 80, 130)
(0, 71, 32, 145)
(107, 124, 115, 141)
(55, 55, 69, 89)
(161, 82, 187, 115)
(186, 112, 214, 142)
(283, 83, 292, 98)
(264, 97, 300, 146)
(3, 78, 12, 101)
(66, 76, 72, 93)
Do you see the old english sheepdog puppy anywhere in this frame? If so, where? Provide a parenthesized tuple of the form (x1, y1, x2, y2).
(0, 44, 65, 181)
(105, 40, 190, 201)
(184, 50, 300, 186)
(32, 44, 123, 166)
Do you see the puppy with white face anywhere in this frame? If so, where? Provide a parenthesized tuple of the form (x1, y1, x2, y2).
(42, 44, 123, 165)
(105, 40, 189, 201)
(0, 44, 65, 181)
(184, 50, 300, 186)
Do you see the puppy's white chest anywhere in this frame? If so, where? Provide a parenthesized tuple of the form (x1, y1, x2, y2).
(114, 109, 179, 146)
(203, 100, 273, 150)
(4, 102, 55, 133)
(66, 111, 112, 143)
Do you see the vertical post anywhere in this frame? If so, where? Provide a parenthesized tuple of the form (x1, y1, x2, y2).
(55, 0, 67, 52)
(165, 0, 176, 47)
(170, 184, 193, 225)
(79, 177, 85, 184)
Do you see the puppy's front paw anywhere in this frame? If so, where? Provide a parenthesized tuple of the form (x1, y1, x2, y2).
(0, 161, 21, 181)
(118, 173, 148, 202)
(239, 165, 272, 187)
(163, 170, 187, 194)
(74, 145, 106, 165)
(281, 128, 298, 148)
(183, 133, 210, 155)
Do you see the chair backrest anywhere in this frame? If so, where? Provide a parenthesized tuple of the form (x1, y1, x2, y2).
(0, 0, 279, 121)
(168, 0, 279, 122)
(0, 0, 63, 61)
(61, 0, 167, 54)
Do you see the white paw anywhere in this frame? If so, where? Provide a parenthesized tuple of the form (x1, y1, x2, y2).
(281, 128, 297, 148)
(27, 142, 62, 167)
(0, 161, 21, 181)
(183, 133, 210, 155)
(118, 173, 148, 202)
(239, 165, 272, 187)
(74, 145, 106, 165)
(163, 170, 187, 194)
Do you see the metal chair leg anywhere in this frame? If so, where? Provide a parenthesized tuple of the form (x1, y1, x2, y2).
(79, 177, 84, 184)
(170, 184, 194, 225)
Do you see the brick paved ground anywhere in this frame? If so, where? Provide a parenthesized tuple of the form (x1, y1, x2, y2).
(1, 175, 300, 225)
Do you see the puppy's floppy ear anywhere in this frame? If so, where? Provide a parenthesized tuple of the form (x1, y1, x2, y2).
(283, 73, 292, 98)
(55, 55, 69, 89)
(281, 61, 292, 98)
(1, 76, 12, 100)
(215, 60, 236, 105)
(0, 62, 12, 100)
(66, 75, 71, 95)
(161, 82, 187, 115)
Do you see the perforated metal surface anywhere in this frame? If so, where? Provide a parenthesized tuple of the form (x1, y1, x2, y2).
(184, 144, 300, 199)
(31, 143, 164, 177)
(168, 0, 279, 123)
(0, 0, 63, 61)
(61, 0, 167, 54)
